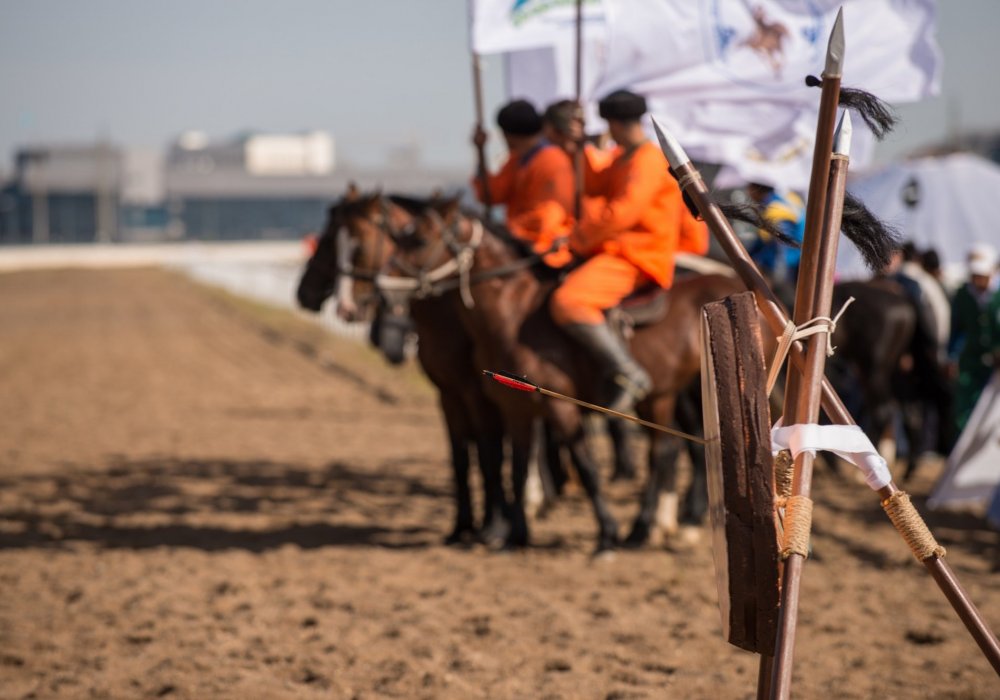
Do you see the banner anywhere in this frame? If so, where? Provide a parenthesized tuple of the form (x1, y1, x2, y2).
(487, 0, 940, 190)
(471, 0, 605, 54)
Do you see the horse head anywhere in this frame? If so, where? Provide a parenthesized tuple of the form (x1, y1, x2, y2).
(295, 187, 403, 322)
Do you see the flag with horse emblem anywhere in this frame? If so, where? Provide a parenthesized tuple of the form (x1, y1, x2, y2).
(473, 0, 941, 190)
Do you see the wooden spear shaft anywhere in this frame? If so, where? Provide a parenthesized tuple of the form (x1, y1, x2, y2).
(780, 8, 843, 439)
(573, 0, 584, 224)
(651, 118, 1000, 678)
(767, 12, 846, 697)
(769, 124, 851, 700)
(471, 51, 493, 220)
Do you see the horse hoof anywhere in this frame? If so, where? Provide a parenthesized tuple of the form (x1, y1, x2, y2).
(623, 522, 651, 548)
(676, 525, 702, 546)
(444, 527, 476, 546)
(592, 546, 618, 563)
(610, 469, 636, 483)
(478, 521, 510, 550)
(503, 528, 529, 551)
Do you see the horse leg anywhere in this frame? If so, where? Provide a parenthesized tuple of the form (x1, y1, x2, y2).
(625, 434, 681, 547)
(475, 428, 509, 547)
(505, 418, 534, 549)
(676, 386, 708, 526)
(566, 432, 619, 555)
(543, 420, 568, 497)
(626, 395, 680, 547)
(901, 399, 924, 483)
(607, 416, 638, 482)
(439, 394, 475, 545)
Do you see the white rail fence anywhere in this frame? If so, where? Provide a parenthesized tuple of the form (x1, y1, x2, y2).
(0, 241, 370, 342)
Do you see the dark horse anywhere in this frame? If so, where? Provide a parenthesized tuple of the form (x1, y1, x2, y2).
(828, 277, 946, 481)
(296, 192, 509, 545)
(373, 196, 745, 553)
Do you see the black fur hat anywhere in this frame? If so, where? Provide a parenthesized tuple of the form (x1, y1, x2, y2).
(497, 99, 542, 136)
(598, 89, 647, 121)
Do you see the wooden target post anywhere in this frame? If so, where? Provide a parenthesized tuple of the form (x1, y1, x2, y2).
(701, 292, 780, 654)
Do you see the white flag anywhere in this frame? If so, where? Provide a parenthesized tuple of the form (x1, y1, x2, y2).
(471, 0, 605, 54)
(498, 0, 940, 190)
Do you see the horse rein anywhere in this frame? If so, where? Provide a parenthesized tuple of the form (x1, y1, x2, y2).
(376, 210, 485, 309)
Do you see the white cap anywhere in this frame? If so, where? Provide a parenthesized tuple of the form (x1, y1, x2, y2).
(968, 243, 998, 276)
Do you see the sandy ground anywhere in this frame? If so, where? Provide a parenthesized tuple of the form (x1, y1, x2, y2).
(0, 267, 997, 699)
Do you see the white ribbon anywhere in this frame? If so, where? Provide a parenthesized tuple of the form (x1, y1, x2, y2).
(771, 419, 892, 491)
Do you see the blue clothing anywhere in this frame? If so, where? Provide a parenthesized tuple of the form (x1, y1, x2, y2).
(748, 190, 806, 285)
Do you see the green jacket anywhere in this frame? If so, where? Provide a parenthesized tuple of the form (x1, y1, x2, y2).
(949, 284, 999, 375)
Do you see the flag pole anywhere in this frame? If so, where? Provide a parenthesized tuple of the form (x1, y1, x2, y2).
(468, 2, 493, 220)
(573, 0, 584, 225)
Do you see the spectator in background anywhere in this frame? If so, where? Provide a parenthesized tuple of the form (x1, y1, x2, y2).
(746, 182, 805, 307)
(902, 242, 950, 361)
(920, 247, 947, 292)
(948, 243, 1000, 437)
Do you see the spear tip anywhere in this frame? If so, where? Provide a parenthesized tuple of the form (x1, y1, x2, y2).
(834, 110, 853, 156)
(651, 115, 690, 169)
(825, 7, 845, 77)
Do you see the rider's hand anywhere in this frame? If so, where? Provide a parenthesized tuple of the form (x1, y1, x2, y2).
(472, 126, 488, 149)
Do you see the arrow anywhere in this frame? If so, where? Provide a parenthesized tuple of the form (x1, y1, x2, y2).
(483, 370, 707, 445)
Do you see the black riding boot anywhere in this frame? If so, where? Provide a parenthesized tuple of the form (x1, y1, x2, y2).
(564, 322, 652, 412)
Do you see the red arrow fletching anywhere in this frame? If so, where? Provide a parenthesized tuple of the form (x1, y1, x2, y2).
(483, 370, 538, 393)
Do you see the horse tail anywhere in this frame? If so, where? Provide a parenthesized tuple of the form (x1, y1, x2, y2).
(805, 75, 898, 140)
(840, 191, 900, 272)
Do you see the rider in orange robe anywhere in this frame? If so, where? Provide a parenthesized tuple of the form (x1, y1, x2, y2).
(472, 100, 573, 268)
(548, 90, 683, 410)
(677, 208, 709, 256)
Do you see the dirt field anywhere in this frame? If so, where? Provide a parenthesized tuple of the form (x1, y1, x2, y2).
(0, 267, 997, 699)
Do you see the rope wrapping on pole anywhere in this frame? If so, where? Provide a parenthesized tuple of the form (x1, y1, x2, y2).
(882, 492, 947, 562)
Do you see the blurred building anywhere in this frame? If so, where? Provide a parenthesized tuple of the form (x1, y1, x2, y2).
(165, 130, 340, 240)
(1, 130, 468, 244)
(0, 143, 123, 244)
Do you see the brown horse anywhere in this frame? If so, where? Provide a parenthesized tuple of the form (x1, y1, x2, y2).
(378, 196, 746, 553)
(296, 192, 509, 546)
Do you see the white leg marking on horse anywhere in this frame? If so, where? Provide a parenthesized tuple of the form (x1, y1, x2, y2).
(656, 492, 679, 536)
(525, 458, 544, 520)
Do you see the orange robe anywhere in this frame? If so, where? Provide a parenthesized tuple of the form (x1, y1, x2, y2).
(473, 143, 574, 267)
(677, 208, 709, 255)
(575, 140, 681, 288)
(551, 140, 682, 326)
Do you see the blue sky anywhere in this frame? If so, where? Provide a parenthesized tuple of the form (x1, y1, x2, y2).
(1, 0, 998, 173)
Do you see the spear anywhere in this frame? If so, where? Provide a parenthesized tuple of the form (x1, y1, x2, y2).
(780, 7, 844, 453)
(763, 12, 848, 697)
(652, 99, 1000, 692)
(767, 109, 852, 698)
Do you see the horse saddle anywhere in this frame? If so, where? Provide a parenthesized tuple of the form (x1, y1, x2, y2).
(607, 284, 669, 338)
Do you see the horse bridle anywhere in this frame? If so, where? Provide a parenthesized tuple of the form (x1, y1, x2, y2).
(376, 207, 485, 309)
(331, 198, 413, 315)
